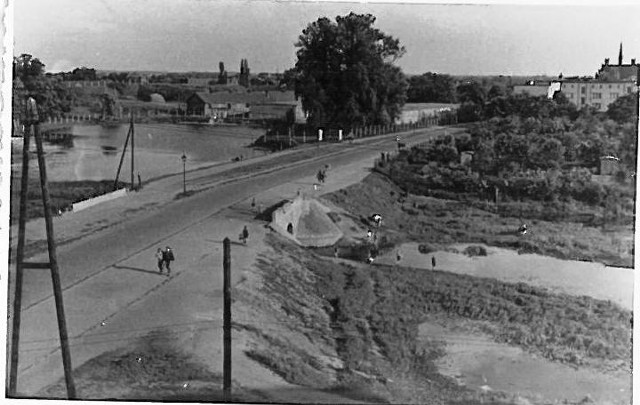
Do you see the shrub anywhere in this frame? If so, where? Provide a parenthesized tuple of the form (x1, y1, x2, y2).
(463, 245, 487, 256)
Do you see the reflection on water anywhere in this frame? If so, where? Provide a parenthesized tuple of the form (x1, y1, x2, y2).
(11, 123, 265, 182)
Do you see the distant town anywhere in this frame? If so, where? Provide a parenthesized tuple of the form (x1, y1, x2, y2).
(7, 9, 638, 405)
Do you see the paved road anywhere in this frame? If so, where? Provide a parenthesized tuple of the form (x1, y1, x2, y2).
(7, 126, 453, 396)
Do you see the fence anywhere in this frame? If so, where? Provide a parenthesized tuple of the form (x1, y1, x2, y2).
(262, 110, 458, 146)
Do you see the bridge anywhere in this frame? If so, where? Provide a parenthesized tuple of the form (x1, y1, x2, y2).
(12, 114, 133, 138)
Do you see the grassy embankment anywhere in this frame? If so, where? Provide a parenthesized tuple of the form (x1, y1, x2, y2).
(242, 232, 630, 404)
(325, 172, 633, 267)
(10, 178, 128, 223)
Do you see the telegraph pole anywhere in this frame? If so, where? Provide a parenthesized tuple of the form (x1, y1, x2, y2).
(222, 238, 232, 401)
(114, 115, 133, 190)
(130, 113, 135, 189)
(9, 97, 76, 398)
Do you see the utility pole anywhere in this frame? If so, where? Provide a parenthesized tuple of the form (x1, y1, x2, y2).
(9, 97, 76, 398)
(181, 152, 187, 195)
(222, 238, 232, 402)
(130, 113, 135, 189)
(114, 115, 133, 190)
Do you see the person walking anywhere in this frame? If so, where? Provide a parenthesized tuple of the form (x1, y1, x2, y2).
(163, 246, 175, 275)
(241, 226, 249, 245)
(156, 248, 164, 273)
(431, 256, 436, 270)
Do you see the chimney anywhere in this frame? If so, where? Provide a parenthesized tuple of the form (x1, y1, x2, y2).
(604, 58, 609, 66)
(632, 58, 636, 65)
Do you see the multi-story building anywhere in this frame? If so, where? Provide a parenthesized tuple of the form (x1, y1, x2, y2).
(559, 78, 636, 111)
(558, 44, 638, 111)
(514, 45, 638, 112)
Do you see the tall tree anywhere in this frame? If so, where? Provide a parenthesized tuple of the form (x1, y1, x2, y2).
(294, 13, 408, 128)
(13, 54, 74, 119)
(217, 62, 228, 85)
(406, 72, 455, 103)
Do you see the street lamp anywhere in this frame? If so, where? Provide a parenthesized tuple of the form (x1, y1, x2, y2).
(181, 152, 187, 194)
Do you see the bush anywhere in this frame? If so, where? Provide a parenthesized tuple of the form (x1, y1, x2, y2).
(463, 245, 487, 256)
(418, 243, 438, 254)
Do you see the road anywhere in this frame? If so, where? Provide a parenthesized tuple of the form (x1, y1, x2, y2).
(7, 126, 454, 396)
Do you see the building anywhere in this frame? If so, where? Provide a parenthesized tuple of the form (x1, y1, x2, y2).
(395, 103, 458, 124)
(513, 82, 551, 97)
(185, 92, 249, 120)
(595, 44, 639, 82)
(185, 90, 304, 122)
(558, 45, 638, 111)
(600, 155, 620, 175)
(559, 79, 635, 111)
(513, 81, 561, 99)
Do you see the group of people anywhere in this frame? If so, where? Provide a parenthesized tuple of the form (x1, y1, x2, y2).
(155, 246, 175, 275)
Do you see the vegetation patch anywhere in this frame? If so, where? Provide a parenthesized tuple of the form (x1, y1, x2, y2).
(11, 179, 128, 223)
(38, 331, 261, 402)
(324, 172, 632, 267)
(463, 245, 488, 256)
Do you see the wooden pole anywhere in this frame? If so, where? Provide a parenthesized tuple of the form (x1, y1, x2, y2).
(113, 121, 132, 190)
(34, 123, 76, 398)
(223, 238, 232, 401)
(8, 119, 32, 396)
(130, 114, 135, 189)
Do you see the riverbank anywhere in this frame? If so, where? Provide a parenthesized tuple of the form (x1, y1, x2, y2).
(324, 172, 634, 268)
(10, 179, 128, 223)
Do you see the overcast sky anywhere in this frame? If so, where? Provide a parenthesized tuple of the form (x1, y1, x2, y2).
(11, 0, 640, 76)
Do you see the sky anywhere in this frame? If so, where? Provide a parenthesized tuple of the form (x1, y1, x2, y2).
(10, 0, 640, 77)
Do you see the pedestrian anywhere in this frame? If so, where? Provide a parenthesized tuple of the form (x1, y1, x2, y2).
(396, 250, 401, 262)
(241, 226, 249, 244)
(156, 248, 164, 273)
(518, 223, 528, 235)
(367, 229, 372, 239)
(431, 256, 436, 270)
(372, 214, 382, 227)
(163, 246, 175, 274)
(334, 247, 339, 258)
(137, 172, 142, 190)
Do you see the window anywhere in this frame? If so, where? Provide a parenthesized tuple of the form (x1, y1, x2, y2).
(610, 93, 619, 99)
(599, 84, 602, 89)
(581, 97, 586, 105)
(581, 86, 586, 94)
(592, 93, 601, 99)
(608, 84, 612, 89)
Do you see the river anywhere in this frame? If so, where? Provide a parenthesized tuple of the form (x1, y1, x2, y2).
(11, 123, 266, 182)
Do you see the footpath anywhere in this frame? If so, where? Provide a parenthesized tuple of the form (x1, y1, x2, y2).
(8, 127, 449, 399)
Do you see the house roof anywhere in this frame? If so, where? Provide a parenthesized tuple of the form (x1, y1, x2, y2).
(189, 90, 296, 106)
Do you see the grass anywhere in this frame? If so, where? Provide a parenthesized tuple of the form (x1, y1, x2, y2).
(38, 330, 263, 402)
(323, 172, 633, 267)
(250, 234, 631, 403)
(11, 179, 128, 223)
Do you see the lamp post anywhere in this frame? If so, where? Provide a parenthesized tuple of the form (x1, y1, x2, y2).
(181, 152, 187, 194)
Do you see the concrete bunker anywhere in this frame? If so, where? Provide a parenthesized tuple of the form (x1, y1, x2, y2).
(270, 195, 343, 247)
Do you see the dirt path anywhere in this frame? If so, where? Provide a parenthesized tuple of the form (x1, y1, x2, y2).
(376, 242, 633, 310)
